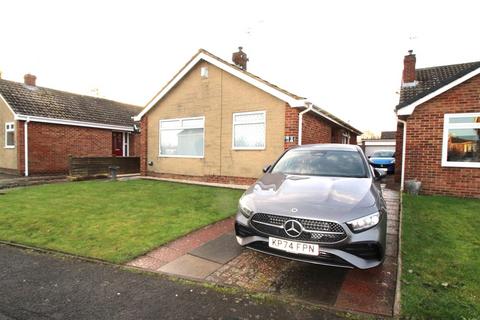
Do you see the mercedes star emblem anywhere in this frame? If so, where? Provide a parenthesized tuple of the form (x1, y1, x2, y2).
(284, 220, 303, 238)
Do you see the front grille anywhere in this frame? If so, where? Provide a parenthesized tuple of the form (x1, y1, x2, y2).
(250, 213, 347, 243)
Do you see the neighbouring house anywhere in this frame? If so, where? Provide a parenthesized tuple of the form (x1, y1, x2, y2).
(395, 51, 480, 197)
(360, 131, 396, 157)
(0, 74, 142, 176)
(134, 48, 362, 184)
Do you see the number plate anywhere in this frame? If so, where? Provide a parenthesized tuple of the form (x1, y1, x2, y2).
(268, 237, 319, 256)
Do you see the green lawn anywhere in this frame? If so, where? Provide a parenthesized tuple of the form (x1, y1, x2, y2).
(401, 194, 480, 319)
(0, 180, 243, 263)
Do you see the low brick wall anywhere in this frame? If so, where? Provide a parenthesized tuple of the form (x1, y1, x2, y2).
(69, 156, 140, 177)
(147, 171, 256, 186)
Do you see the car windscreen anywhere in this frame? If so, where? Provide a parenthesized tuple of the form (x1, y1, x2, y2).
(271, 149, 368, 178)
(371, 151, 394, 158)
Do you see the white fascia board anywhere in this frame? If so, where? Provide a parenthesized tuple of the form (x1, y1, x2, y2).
(14, 115, 133, 132)
(133, 52, 306, 121)
(397, 67, 480, 116)
(0, 93, 17, 117)
(293, 104, 360, 134)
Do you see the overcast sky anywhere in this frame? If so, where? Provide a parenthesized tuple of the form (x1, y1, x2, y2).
(1, 0, 479, 134)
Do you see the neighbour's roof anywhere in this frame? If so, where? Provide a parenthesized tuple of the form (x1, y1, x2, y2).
(136, 49, 362, 135)
(0, 78, 141, 127)
(397, 61, 480, 110)
(380, 131, 396, 139)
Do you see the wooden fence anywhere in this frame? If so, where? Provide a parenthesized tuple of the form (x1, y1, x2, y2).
(68, 156, 140, 177)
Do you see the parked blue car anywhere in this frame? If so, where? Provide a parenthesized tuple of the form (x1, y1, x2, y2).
(368, 150, 395, 174)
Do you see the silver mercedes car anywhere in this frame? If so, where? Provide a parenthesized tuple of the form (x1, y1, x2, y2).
(234, 144, 387, 269)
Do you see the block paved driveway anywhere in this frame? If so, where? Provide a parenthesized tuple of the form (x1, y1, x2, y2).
(129, 177, 401, 317)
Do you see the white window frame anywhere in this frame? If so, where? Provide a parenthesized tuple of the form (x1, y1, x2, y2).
(4, 122, 15, 148)
(232, 111, 266, 150)
(442, 112, 480, 168)
(159, 116, 205, 158)
(342, 132, 351, 144)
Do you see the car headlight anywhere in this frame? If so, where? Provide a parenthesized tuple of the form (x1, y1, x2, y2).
(390, 159, 395, 164)
(238, 197, 254, 218)
(347, 212, 380, 232)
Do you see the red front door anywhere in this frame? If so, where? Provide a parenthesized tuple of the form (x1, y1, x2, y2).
(112, 132, 123, 156)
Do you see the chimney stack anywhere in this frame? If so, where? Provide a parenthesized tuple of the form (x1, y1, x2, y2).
(24, 73, 37, 86)
(232, 47, 248, 71)
(402, 50, 416, 85)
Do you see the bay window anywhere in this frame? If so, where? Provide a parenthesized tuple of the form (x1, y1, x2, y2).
(442, 113, 480, 168)
(159, 117, 204, 157)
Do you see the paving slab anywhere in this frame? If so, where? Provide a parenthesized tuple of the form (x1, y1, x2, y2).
(158, 254, 222, 280)
(189, 233, 243, 264)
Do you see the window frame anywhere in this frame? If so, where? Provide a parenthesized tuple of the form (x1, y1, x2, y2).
(4, 122, 15, 148)
(232, 110, 266, 150)
(441, 112, 480, 168)
(159, 116, 205, 158)
(342, 132, 351, 144)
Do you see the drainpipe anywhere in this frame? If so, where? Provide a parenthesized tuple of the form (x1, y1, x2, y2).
(24, 117, 30, 177)
(397, 118, 407, 191)
(298, 102, 313, 145)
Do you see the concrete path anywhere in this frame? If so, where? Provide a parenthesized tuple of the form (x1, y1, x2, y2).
(0, 244, 343, 320)
(127, 178, 401, 317)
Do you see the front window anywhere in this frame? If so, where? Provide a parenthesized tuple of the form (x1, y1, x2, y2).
(159, 117, 204, 157)
(442, 113, 480, 168)
(271, 149, 368, 178)
(5, 122, 15, 148)
(232, 111, 266, 149)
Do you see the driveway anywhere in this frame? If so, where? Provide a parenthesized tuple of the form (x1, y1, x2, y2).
(128, 177, 400, 317)
(0, 244, 342, 320)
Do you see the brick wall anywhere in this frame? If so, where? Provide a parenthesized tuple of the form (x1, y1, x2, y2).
(397, 74, 480, 197)
(140, 117, 148, 176)
(284, 104, 358, 148)
(301, 112, 332, 144)
(16, 122, 138, 175)
(394, 121, 404, 183)
(129, 133, 141, 157)
(284, 104, 299, 149)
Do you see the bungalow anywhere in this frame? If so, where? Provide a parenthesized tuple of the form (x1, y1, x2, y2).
(0, 74, 141, 176)
(134, 48, 362, 184)
(395, 51, 480, 197)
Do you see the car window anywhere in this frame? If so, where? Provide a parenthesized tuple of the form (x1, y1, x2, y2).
(271, 149, 368, 178)
(371, 151, 395, 158)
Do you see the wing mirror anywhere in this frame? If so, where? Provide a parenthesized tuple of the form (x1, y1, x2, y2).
(373, 168, 387, 180)
(262, 164, 271, 173)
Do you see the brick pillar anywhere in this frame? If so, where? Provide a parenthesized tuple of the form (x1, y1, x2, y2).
(394, 121, 404, 183)
(140, 117, 148, 176)
(284, 104, 299, 149)
(16, 120, 25, 176)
